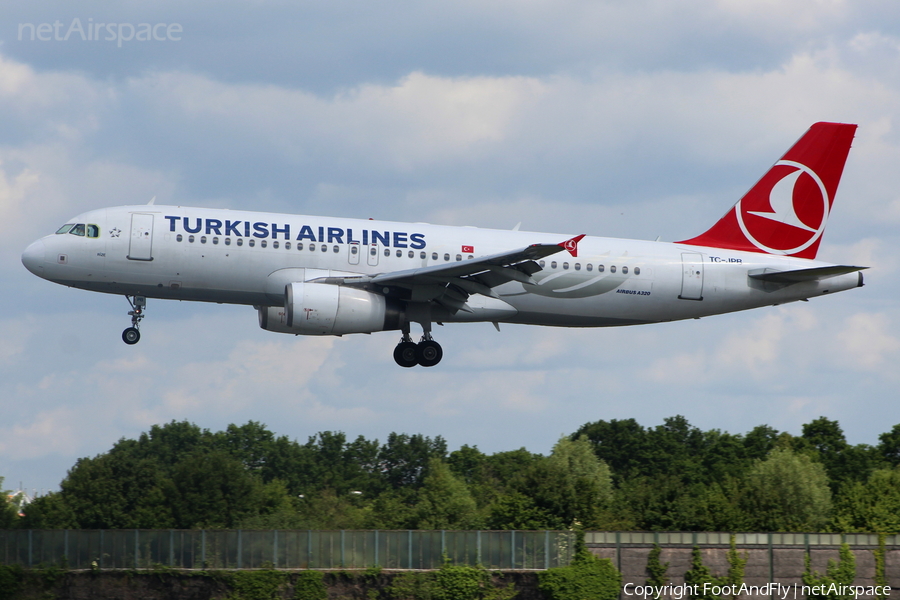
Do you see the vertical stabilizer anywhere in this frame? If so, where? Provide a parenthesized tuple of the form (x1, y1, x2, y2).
(677, 122, 856, 259)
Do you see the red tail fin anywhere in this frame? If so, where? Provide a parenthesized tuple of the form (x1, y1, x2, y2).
(677, 122, 857, 259)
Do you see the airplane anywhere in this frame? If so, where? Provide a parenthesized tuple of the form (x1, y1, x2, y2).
(22, 122, 866, 367)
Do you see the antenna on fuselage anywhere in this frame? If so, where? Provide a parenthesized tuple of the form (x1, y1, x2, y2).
(147, 196, 156, 205)
(512, 222, 521, 231)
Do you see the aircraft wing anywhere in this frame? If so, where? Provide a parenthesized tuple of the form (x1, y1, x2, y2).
(309, 235, 584, 312)
(748, 265, 867, 284)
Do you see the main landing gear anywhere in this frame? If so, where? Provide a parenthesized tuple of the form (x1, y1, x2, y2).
(122, 295, 146, 345)
(393, 323, 443, 368)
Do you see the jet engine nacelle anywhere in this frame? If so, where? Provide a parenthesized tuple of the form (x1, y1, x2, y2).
(258, 281, 400, 335)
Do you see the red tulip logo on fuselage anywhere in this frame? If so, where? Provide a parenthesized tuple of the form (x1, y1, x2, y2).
(735, 160, 830, 255)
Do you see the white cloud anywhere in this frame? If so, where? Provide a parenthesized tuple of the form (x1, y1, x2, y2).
(836, 312, 900, 371)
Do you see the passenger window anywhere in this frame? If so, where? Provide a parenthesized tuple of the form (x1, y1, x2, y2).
(369, 247, 376, 256)
(432, 252, 438, 260)
(610, 265, 616, 273)
(456, 254, 462, 261)
(635, 267, 641, 275)
(213, 237, 219, 245)
(224, 238, 231, 246)
(574, 263, 581, 271)
(350, 245, 357, 254)
(272, 241, 278, 248)
(563, 262, 569, 270)
(396, 249, 402, 258)
(598, 264, 604, 272)
(623, 266, 628, 274)
(384, 248, 390, 257)
(87, 224, 100, 238)
(321, 244, 327, 252)
(56, 224, 74, 234)
(70, 224, 86, 236)
(420, 251, 426, 259)
(298, 243, 304, 251)
(262, 240, 268, 248)
(285, 242, 291, 250)
(333, 245, 339, 253)
(551, 261, 557, 269)
(177, 234, 183, 242)
(189, 235, 195, 243)
(237, 238, 243, 246)
(201, 236, 207, 244)
(249, 239, 255, 247)
(539, 260, 545, 267)
(586, 264, 592, 271)
(444, 253, 450, 261)
(408, 250, 414, 258)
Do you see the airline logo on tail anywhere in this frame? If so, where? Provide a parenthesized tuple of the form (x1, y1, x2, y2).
(737, 159, 830, 255)
(677, 122, 856, 260)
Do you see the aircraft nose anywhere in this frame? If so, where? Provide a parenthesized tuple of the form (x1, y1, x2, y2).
(22, 239, 46, 276)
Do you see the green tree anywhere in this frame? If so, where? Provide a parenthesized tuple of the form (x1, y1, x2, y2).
(56, 451, 174, 528)
(876, 424, 900, 466)
(486, 491, 553, 530)
(214, 420, 276, 472)
(800, 417, 880, 490)
(538, 550, 621, 600)
(0, 478, 18, 528)
(379, 432, 447, 489)
(832, 467, 900, 533)
(415, 458, 481, 529)
(740, 448, 832, 531)
(169, 449, 264, 528)
(15, 492, 76, 529)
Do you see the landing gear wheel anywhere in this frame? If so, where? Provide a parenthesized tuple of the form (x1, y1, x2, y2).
(122, 327, 141, 345)
(122, 296, 146, 345)
(393, 341, 419, 368)
(416, 340, 443, 367)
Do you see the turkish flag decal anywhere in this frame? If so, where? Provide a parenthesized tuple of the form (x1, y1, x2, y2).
(461, 245, 474, 253)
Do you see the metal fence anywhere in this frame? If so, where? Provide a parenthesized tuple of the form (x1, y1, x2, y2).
(0, 529, 576, 570)
(584, 531, 900, 546)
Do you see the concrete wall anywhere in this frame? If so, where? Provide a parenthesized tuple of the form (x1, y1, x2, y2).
(589, 542, 896, 599)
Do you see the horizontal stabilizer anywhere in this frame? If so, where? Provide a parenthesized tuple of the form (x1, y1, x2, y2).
(748, 265, 867, 284)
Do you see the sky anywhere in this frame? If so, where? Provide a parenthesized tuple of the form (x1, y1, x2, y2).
(3, 0, 900, 495)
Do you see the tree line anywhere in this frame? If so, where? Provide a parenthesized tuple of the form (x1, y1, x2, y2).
(3, 415, 900, 532)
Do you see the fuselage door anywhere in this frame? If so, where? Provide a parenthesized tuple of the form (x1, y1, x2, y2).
(679, 252, 704, 300)
(348, 241, 360, 265)
(127, 213, 154, 261)
(367, 243, 379, 266)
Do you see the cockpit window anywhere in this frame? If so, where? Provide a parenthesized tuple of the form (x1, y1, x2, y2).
(86, 224, 99, 238)
(69, 224, 86, 236)
(56, 224, 74, 234)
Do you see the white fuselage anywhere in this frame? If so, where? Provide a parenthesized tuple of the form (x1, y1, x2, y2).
(22, 205, 862, 329)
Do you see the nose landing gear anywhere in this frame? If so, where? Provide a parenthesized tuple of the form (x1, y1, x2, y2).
(392, 322, 443, 367)
(122, 295, 146, 345)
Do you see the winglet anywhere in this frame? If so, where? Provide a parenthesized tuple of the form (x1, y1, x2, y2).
(559, 234, 586, 257)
